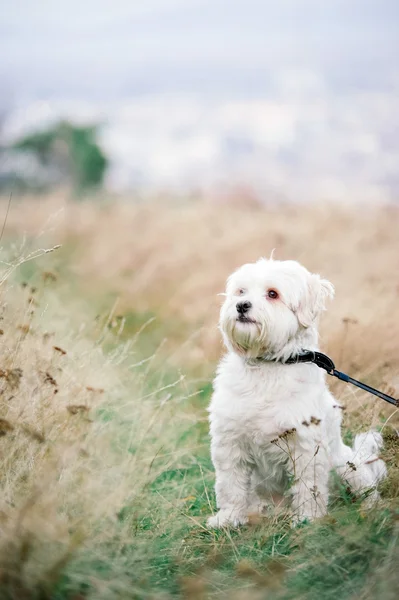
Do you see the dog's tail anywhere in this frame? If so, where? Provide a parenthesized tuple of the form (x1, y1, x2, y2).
(334, 430, 387, 505)
(352, 430, 387, 485)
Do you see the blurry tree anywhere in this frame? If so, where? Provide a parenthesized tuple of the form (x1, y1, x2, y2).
(11, 121, 108, 192)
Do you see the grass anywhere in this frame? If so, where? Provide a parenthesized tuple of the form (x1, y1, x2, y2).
(0, 194, 398, 599)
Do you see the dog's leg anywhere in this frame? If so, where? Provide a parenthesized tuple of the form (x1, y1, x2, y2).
(247, 469, 287, 515)
(207, 440, 253, 528)
(288, 438, 329, 524)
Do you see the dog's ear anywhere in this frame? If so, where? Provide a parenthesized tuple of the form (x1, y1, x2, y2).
(297, 274, 334, 328)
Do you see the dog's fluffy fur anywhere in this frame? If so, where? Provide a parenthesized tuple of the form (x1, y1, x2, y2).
(207, 259, 386, 528)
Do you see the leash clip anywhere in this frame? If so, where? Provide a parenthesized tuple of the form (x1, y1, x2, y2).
(286, 350, 335, 373)
(311, 351, 335, 374)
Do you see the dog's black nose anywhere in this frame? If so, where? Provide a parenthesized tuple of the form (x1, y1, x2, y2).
(236, 301, 252, 314)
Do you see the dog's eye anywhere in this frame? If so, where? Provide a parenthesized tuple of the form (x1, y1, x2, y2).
(267, 289, 279, 299)
(238, 289, 245, 296)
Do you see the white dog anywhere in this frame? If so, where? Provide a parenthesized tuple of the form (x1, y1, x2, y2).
(207, 258, 386, 528)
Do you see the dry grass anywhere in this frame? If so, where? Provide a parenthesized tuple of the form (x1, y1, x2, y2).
(0, 194, 398, 599)
(0, 243, 199, 598)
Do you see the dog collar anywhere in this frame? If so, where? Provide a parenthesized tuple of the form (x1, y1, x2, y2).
(247, 349, 331, 369)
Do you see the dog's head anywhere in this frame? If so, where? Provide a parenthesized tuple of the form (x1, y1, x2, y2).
(220, 259, 334, 359)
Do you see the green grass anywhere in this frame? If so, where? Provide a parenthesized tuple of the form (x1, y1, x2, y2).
(52, 432, 397, 600)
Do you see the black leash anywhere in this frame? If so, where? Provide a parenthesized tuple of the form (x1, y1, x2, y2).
(286, 350, 398, 408)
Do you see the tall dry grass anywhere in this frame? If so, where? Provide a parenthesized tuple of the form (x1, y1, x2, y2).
(0, 242, 198, 598)
(6, 194, 399, 386)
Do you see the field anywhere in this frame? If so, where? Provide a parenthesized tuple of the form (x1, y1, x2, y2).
(0, 194, 398, 599)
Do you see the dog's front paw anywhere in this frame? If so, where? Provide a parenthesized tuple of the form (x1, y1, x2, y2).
(207, 509, 248, 529)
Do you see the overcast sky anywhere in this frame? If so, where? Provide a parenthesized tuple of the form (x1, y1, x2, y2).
(2, 0, 399, 102)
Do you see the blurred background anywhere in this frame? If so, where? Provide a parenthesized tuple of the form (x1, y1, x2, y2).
(1, 0, 399, 203)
